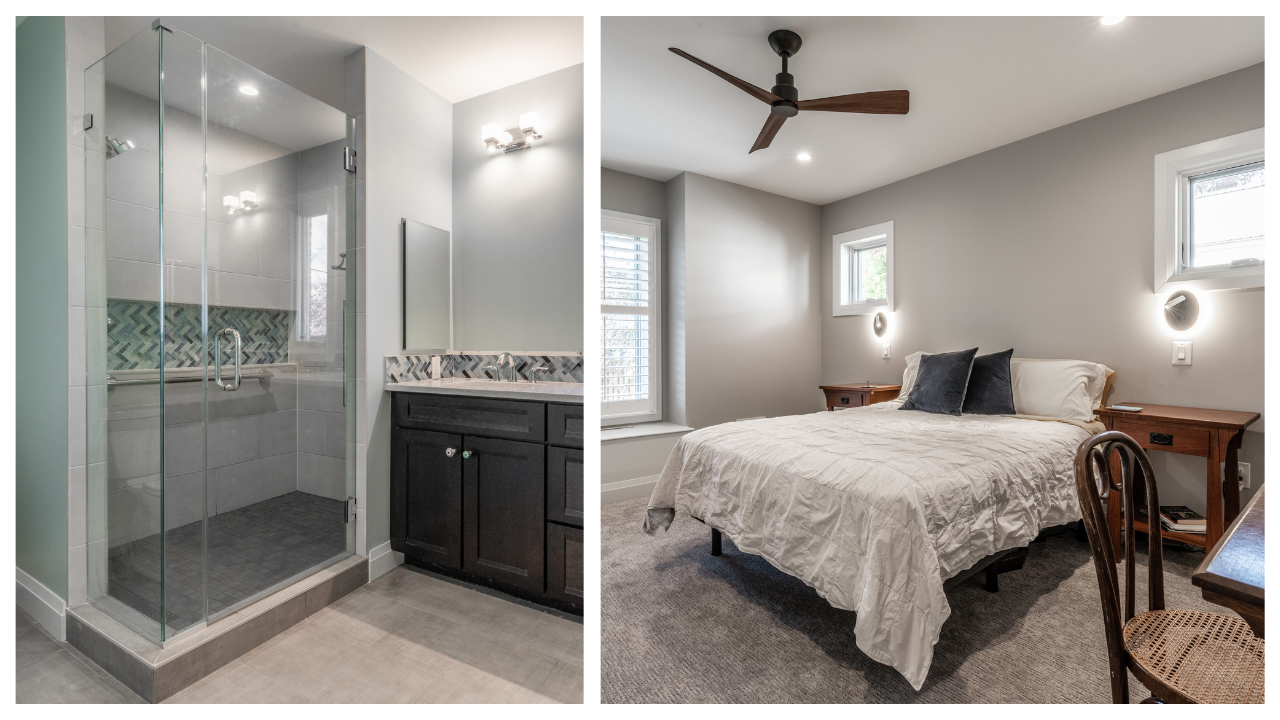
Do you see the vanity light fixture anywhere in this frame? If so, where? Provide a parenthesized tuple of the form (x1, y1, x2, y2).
(1100, 16, 1126, 25)
(239, 85, 259, 95)
(223, 190, 259, 214)
(482, 112, 544, 153)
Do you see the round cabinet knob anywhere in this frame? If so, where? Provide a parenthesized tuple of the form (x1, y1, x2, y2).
(445, 448, 456, 457)
(462, 450, 473, 459)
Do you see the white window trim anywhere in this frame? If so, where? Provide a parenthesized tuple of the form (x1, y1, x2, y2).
(833, 220, 894, 316)
(602, 209, 662, 427)
(1154, 127, 1264, 293)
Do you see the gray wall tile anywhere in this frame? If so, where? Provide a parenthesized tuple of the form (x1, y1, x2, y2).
(259, 232, 295, 280)
(207, 414, 261, 469)
(298, 374, 343, 412)
(259, 410, 298, 458)
(161, 157, 206, 219)
(297, 452, 345, 500)
(162, 211, 203, 268)
(298, 410, 345, 459)
(214, 453, 297, 514)
(105, 148, 159, 209)
(106, 200, 159, 263)
(207, 220, 262, 276)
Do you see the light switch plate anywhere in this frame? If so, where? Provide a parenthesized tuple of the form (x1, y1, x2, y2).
(882, 343, 891, 359)
(1172, 341, 1192, 366)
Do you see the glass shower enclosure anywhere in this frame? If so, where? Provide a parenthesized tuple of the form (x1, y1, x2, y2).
(83, 22, 356, 643)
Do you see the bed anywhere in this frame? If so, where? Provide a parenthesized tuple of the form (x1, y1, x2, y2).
(644, 391, 1106, 690)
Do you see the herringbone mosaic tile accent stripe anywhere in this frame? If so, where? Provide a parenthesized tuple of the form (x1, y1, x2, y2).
(106, 299, 291, 370)
(383, 353, 585, 384)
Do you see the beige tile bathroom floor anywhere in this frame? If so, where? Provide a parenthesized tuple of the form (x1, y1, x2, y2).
(16, 565, 583, 704)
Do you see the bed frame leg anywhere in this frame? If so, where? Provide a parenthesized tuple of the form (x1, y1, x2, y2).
(984, 563, 999, 592)
(1076, 519, 1088, 543)
(711, 528, 722, 556)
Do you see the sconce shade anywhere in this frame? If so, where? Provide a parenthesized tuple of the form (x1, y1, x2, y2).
(223, 195, 239, 209)
(239, 190, 257, 206)
(481, 122, 501, 145)
(519, 111, 541, 134)
(873, 312, 888, 337)
(1163, 290, 1199, 331)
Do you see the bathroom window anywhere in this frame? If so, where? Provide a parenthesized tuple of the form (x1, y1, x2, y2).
(602, 211, 661, 425)
(304, 215, 328, 340)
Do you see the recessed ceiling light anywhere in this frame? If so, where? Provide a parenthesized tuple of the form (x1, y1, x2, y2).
(239, 85, 259, 96)
(1100, 16, 1126, 26)
(796, 152, 812, 161)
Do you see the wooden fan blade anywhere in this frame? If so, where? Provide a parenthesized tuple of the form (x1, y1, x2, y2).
(749, 114, 787, 154)
(797, 90, 909, 114)
(669, 48, 781, 105)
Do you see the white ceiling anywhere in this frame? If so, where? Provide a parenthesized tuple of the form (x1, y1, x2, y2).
(105, 16, 584, 110)
(603, 16, 1264, 206)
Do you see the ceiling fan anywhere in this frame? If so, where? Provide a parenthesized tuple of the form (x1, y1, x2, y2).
(669, 30, 910, 154)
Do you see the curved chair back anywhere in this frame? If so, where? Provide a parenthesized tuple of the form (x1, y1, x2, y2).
(1074, 431, 1166, 702)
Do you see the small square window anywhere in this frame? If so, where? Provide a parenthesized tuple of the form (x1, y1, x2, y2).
(1186, 161, 1264, 271)
(833, 221, 894, 316)
(849, 244, 887, 304)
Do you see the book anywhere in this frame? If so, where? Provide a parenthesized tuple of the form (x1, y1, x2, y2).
(1159, 505, 1206, 534)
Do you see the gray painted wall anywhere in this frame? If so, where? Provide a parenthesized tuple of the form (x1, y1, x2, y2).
(670, 172, 824, 429)
(602, 167, 666, 220)
(820, 63, 1265, 513)
(453, 64, 584, 352)
(361, 48, 453, 553)
(17, 15, 70, 601)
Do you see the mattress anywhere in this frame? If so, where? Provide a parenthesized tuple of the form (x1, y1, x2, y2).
(644, 401, 1090, 690)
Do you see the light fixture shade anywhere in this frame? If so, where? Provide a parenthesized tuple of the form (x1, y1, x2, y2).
(496, 130, 513, 146)
(223, 195, 239, 208)
(481, 123, 501, 145)
(519, 112, 540, 133)
(239, 190, 257, 205)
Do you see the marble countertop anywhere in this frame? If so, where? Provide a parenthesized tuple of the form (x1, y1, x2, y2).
(387, 378, 583, 403)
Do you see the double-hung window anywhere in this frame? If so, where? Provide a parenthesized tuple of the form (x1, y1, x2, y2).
(833, 221, 894, 316)
(601, 211, 661, 425)
(1154, 128, 1264, 292)
(301, 215, 328, 341)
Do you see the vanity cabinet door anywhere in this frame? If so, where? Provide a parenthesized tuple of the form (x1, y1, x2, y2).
(391, 428, 463, 570)
(546, 524, 584, 606)
(547, 447, 584, 527)
(462, 436, 546, 592)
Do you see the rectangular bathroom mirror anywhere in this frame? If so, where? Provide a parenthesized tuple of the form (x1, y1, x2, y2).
(402, 218, 453, 351)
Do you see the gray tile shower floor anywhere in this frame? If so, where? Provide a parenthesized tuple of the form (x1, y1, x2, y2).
(109, 491, 347, 633)
(16, 565, 583, 703)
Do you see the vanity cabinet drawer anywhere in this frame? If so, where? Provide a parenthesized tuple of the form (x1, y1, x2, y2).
(1116, 420, 1210, 456)
(547, 446, 584, 527)
(394, 392, 545, 442)
(547, 404, 584, 448)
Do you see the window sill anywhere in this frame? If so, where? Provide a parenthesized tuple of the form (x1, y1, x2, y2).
(601, 421, 694, 442)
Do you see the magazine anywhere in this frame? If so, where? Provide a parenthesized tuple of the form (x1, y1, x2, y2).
(1159, 505, 1206, 534)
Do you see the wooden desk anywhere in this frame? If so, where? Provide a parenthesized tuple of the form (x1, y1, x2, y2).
(1192, 485, 1264, 638)
(820, 384, 901, 411)
(1096, 403, 1259, 559)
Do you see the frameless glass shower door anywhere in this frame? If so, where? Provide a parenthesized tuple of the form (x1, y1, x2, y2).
(84, 21, 356, 642)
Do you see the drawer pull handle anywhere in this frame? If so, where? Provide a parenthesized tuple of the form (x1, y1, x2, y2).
(445, 448, 456, 457)
(1150, 433, 1174, 446)
(462, 450, 473, 459)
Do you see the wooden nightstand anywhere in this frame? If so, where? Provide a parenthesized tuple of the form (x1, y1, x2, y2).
(1095, 403, 1259, 559)
(820, 383, 901, 411)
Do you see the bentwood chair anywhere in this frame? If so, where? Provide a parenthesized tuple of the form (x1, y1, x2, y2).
(1074, 431, 1264, 704)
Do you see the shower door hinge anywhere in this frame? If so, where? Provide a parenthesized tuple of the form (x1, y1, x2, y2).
(344, 496, 357, 524)
(343, 147, 357, 174)
(150, 19, 173, 33)
(83, 114, 93, 131)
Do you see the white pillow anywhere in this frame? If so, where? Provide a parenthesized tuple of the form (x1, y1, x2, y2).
(897, 351, 928, 401)
(1009, 358, 1111, 422)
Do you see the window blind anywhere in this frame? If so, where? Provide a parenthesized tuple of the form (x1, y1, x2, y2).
(601, 231, 652, 407)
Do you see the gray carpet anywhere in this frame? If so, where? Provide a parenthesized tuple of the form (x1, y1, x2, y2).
(602, 497, 1224, 703)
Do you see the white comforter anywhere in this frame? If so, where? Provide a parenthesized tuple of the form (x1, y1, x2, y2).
(644, 402, 1090, 690)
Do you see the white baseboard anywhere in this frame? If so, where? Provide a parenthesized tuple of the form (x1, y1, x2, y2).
(368, 541, 403, 582)
(17, 567, 67, 641)
(602, 474, 660, 506)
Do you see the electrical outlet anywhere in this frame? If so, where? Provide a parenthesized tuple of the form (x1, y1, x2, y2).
(882, 343, 891, 359)
(1238, 462, 1251, 491)
(1172, 341, 1192, 366)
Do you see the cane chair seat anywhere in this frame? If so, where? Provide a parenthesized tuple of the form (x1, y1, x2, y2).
(1124, 608, 1264, 703)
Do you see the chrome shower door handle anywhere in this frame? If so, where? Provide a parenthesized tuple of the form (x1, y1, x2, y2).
(214, 328, 242, 392)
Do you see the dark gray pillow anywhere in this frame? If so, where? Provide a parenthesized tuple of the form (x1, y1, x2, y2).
(963, 349, 1016, 415)
(900, 348, 978, 416)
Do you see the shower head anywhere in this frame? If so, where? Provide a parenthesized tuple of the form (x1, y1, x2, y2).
(105, 135, 134, 158)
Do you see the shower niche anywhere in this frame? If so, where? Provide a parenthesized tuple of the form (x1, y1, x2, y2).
(82, 22, 356, 643)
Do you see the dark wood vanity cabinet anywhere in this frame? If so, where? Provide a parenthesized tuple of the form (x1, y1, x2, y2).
(390, 391, 584, 613)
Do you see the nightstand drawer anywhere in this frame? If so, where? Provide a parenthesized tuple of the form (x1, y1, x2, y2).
(1116, 420, 1210, 456)
(825, 391, 866, 409)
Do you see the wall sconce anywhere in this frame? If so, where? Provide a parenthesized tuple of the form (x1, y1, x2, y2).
(1163, 290, 1199, 331)
(482, 111, 544, 153)
(223, 190, 258, 215)
(873, 312, 888, 337)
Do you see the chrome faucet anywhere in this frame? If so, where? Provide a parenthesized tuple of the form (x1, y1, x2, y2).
(483, 352, 516, 382)
(529, 364, 550, 383)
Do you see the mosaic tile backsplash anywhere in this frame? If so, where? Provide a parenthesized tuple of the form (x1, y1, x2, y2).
(107, 300, 291, 370)
(384, 353, 584, 384)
